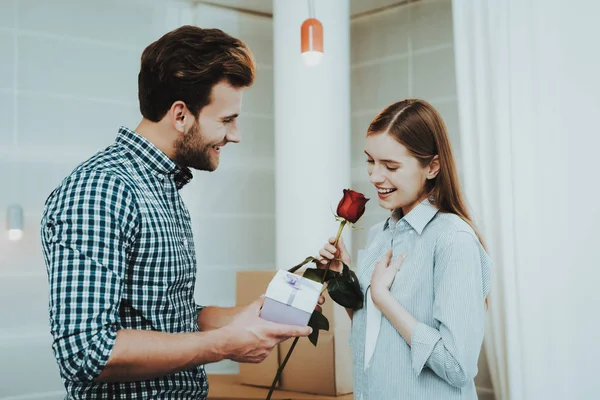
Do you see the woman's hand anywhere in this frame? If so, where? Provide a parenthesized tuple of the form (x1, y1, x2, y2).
(316, 236, 351, 274)
(370, 251, 406, 304)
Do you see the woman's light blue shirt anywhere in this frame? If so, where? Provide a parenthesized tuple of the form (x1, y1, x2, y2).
(350, 199, 492, 399)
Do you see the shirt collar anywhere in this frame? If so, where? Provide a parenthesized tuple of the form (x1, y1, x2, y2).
(115, 126, 192, 189)
(384, 198, 439, 235)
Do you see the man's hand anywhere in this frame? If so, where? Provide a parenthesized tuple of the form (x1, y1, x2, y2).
(220, 296, 312, 364)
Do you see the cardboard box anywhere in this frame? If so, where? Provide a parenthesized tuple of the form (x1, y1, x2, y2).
(235, 270, 279, 388)
(236, 270, 353, 397)
(278, 296, 353, 396)
(206, 374, 354, 399)
(260, 270, 323, 327)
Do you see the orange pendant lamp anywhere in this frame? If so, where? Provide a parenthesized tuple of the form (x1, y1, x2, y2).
(300, 0, 323, 67)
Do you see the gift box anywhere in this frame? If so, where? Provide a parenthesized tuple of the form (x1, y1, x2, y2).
(259, 270, 323, 327)
(236, 270, 353, 396)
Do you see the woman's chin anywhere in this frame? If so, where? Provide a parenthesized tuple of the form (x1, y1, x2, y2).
(378, 199, 396, 211)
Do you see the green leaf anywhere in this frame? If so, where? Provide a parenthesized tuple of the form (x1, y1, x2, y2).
(310, 310, 330, 331)
(308, 328, 319, 346)
(307, 310, 329, 346)
(303, 267, 340, 283)
(327, 263, 364, 310)
(288, 256, 319, 274)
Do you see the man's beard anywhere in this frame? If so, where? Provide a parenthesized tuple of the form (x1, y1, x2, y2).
(173, 120, 220, 171)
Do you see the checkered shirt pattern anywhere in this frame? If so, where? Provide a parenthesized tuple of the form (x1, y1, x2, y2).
(40, 126, 208, 399)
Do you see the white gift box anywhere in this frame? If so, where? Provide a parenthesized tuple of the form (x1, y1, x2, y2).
(259, 270, 323, 326)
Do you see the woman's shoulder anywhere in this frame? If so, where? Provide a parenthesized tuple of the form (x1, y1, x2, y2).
(428, 213, 492, 297)
(426, 212, 488, 258)
(429, 212, 478, 239)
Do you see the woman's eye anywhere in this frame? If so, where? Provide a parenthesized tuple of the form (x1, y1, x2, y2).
(366, 159, 374, 164)
(387, 166, 398, 172)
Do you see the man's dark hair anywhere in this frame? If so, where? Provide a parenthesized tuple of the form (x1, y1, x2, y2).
(138, 25, 256, 121)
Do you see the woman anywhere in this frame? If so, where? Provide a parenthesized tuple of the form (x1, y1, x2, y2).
(318, 99, 492, 399)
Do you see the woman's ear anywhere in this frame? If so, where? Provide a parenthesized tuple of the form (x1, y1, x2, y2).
(427, 155, 440, 179)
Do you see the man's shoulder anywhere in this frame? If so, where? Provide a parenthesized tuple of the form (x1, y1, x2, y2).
(76, 143, 133, 177)
(44, 144, 138, 210)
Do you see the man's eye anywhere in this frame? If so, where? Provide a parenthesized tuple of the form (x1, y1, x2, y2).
(366, 159, 374, 164)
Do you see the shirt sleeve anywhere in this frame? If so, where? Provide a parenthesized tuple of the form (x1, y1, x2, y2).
(41, 170, 139, 383)
(410, 231, 487, 388)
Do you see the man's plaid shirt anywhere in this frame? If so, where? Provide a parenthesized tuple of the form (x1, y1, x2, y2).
(40, 126, 208, 399)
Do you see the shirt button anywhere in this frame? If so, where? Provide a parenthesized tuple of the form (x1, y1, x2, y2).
(409, 231, 414, 235)
(183, 238, 188, 248)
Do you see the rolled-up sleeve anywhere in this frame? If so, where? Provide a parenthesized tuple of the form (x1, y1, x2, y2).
(410, 231, 486, 388)
(41, 170, 138, 383)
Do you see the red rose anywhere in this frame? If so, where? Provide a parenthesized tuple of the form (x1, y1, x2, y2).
(336, 189, 369, 223)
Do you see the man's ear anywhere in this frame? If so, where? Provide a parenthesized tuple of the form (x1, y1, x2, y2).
(170, 101, 188, 133)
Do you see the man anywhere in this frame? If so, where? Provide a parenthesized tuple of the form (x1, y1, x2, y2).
(40, 25, 312, 399)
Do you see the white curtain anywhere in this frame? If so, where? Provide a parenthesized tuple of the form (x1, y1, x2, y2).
(452, 1, 600, 399)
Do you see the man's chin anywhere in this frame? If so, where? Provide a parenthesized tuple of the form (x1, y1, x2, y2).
(190, 159, 219, 172)
(206, 157, 219, 171)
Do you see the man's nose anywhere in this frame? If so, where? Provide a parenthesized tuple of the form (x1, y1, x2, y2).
(226, 125, 240, 143)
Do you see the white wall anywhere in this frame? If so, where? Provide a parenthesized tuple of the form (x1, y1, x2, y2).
(0, 0, 497, 396)
(183, 3, 275, 375)
(350, 0, 461, 247)
(0, 0, 267, 396)
(0, 0, 161, 396)
(349, 1, 494, 398)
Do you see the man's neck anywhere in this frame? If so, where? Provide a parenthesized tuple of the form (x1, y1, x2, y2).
(135, 119, 177, 160)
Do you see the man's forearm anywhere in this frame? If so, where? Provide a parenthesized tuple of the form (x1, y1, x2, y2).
(197, 305, 244, 331)
(96, 328, 229, 383)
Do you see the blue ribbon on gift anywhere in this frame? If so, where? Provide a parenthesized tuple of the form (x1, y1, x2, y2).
(285, 273, 302, 306)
